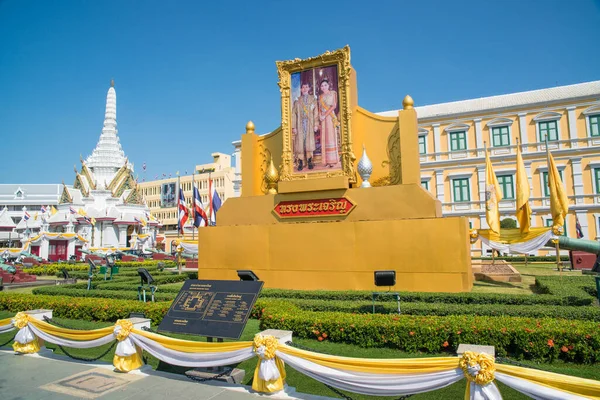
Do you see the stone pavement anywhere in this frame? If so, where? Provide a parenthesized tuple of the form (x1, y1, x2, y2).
(0, 348, 333, 400)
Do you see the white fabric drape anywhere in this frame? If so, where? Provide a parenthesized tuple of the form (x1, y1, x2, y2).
(14, 325, 36, 345)
(114, 325, 137, 357)
(255, 344, 281, 381)
(27, 323, 115, 349)
(479, 231, 555, 255)
(129, 333, 254, 367)
(470, 382, 503, 400)
(178, 242, 198, 255)
(0, 323, 15, 334)
(277, 352, 466, 397)
(495, 372, 589, 400)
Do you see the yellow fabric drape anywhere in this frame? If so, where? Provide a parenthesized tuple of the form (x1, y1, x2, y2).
(13, 337, 42, 354)
(113, 347, 144, 372)
(132, 329, 253, 353)
(29, 319, 114, 341)
(515, 143, 531, 233)
(485, 148, 503, 234)
(477, 227, 551, 244)
(279, 345, 459, 374)
(547, 150, 569, 231)
(252, 357, 286, 393)
(497, 364, 600, 399)
(0, 317, 14, 328)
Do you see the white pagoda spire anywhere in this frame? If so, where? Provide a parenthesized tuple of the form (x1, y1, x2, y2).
(85, 80, 129, 189)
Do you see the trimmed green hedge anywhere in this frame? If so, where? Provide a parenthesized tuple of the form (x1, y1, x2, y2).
(24, 260, 178, 276)
(0, 292, 170, 324)
(275, 298, 600, 321)
(32, 286, 176, 302)
(260, 288, 592, 306)
(535, 276, 597, 300)
(256, 300, 600, 363)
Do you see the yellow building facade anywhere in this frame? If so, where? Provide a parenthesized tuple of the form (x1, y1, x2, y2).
(377, 80, 600, 255)
(139, 152, 235, 251)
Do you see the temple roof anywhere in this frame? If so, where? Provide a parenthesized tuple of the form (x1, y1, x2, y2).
(0, 207, 16, 228)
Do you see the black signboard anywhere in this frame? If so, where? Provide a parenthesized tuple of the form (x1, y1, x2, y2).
(157, 279, 263, 339)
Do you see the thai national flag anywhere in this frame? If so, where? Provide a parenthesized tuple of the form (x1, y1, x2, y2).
(69, 207, 77, 214)
(575, 216, 584, 239)
(177, 188, 189, 234)
(193, 184, 208, 228)
(23, 212, 30, 221)
(209, 180, 222, 226)
(40, 205, 47, 214)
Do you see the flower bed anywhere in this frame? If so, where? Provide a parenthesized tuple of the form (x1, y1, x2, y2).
(255, 299, 600, 363)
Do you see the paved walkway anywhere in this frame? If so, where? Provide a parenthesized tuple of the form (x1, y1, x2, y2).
(0, 348, 332, 400)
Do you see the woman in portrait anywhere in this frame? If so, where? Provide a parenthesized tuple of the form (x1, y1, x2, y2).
(318, 78, 340, 167)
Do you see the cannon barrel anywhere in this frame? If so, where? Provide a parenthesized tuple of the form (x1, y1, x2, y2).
(546, 236, 600, 254)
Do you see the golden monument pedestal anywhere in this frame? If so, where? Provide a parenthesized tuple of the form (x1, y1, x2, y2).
(198, 46, 472, 292)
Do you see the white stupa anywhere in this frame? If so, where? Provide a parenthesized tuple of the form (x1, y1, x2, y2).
(20, 81, 159, 261)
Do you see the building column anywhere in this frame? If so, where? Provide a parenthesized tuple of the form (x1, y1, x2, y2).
(518, 112, 528, 146)
(479, 215, 490, 256)
(67, 239, 75, 260)
(477, 166, 486, 207)
(474, 118, 483, 157)
(434, 169, 445, 202)
(571, 157, 584, 204)
(39, 237, 49, 260)
(524, 162, 533, 198)
(433, 124, 441, 161)
(575, 211, 590, 239)
(118, 225, 127, 247)
(567, 106, 578, 147)
(232, 144, 242, 197)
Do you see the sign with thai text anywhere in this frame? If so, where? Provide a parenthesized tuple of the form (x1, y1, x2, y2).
(158, 279, 263, 339)
(274, 197, 355, 219)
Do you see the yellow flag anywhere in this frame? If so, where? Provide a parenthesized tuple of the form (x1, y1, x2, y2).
(34, 212, 39, 221)
(50, 206, 58, 216)
(515, 143, 531, 233)
(90, 217, 96, 226)
(548, 150, 569, 233)
(78, 208, 87, 216)
(485, 148, 503, 233)
(141, 217, 147, 227)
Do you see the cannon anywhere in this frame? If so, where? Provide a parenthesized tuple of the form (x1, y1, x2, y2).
(546, 236, 600, 272)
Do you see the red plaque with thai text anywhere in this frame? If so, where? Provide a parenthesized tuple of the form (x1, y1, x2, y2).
(274, 198, 355, 219)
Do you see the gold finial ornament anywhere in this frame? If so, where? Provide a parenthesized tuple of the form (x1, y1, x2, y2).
(110, 79, 115, 87)
(264, 155, 279, 195)
(246, 121, 255, 134)
(402, 95, 414, 110)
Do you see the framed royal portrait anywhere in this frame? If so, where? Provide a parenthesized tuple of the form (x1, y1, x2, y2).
(276, 46, 356, 183)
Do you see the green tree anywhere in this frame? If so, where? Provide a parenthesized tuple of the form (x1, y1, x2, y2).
(500, 218, 517, 229)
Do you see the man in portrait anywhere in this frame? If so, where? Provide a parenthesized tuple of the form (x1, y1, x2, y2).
(292, 81, 318, 171)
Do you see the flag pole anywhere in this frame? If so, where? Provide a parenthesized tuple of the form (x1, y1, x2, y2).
(545, 135, 562, 275)
(484, 142, 495, 266)
(192, 172, 195, 241)
(208, 172, 213, 227)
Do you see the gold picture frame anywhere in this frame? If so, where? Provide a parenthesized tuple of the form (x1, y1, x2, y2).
(276, 46, 356, 184)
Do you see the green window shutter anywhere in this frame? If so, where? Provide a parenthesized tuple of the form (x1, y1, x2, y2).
(590, 115, 600, 137)
(595, 169, 600, 194)
(497, 175, 514, 199)
(418, 136, 426, 154)
(452, 178, 470, 202)
(421, 181, 429, 190)
(450, 131, 467, 151)
(539, 120, 559, 141)
(492, 126, 510, 147)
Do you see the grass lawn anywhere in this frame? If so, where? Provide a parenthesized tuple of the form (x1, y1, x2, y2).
(472, 262, 583, 295)
(1, 312, 599, 399)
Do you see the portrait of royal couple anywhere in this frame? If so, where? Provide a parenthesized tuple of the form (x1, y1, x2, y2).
(291, 75, 341, 172)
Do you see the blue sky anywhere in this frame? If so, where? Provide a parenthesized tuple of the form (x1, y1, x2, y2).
(1, 0, 599, 184)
